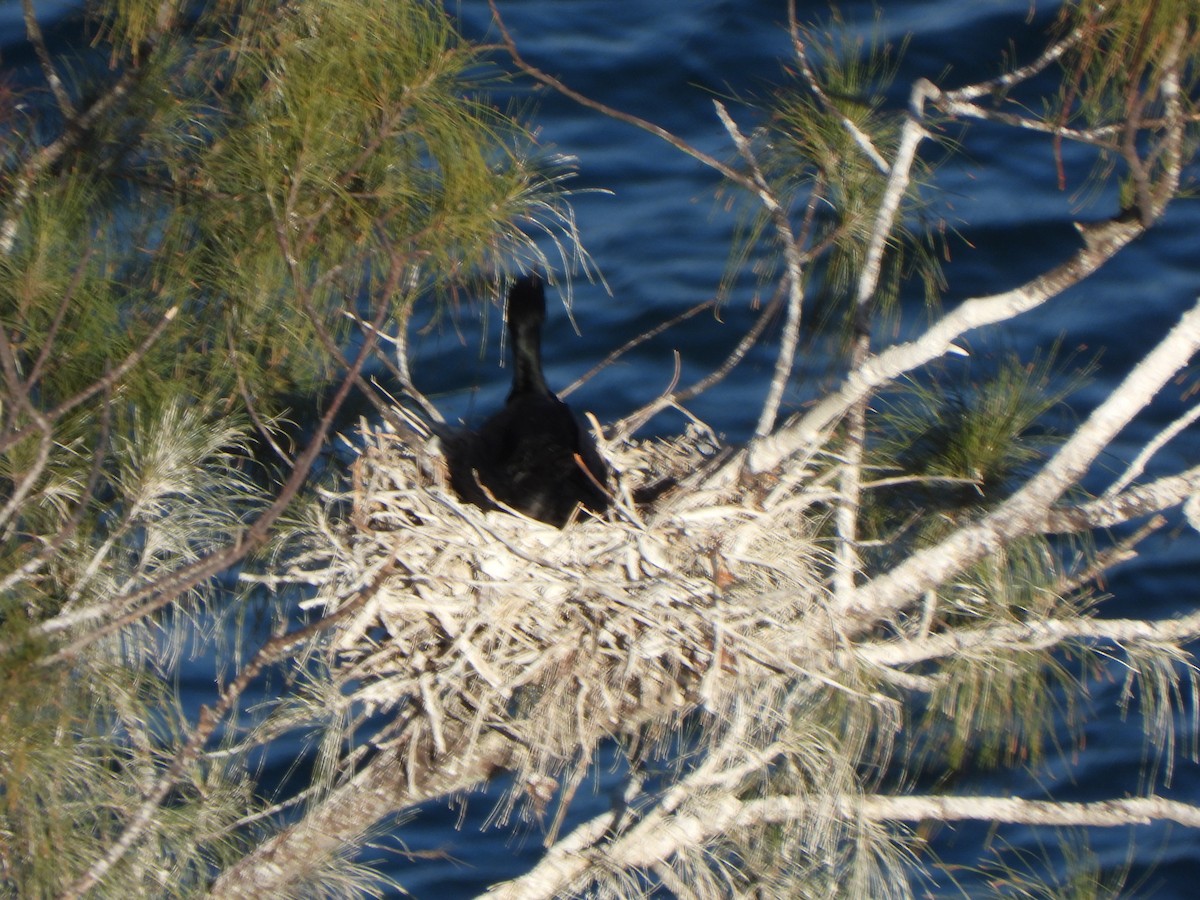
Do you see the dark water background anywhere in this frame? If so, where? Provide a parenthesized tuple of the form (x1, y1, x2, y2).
(5, 0, 1200, 896)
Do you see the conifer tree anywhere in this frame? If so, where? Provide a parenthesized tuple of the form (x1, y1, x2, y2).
(3, 2, 1200, 897)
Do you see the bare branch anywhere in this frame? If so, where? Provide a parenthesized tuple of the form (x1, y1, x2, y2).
(827, 83, 932, 607)
(487, 0, 757, 195)
(850, 294, 1200, 626)
(742, 214, 1144, 477)
(1105, 403, 1200, 498)
(712, 101, 808, 443)
(560, 297, 717, 399)
(861, 606, 1200, 670)
(487, 787, 1200, 900)
(1046, 464, 1200, 533)
(746, 10, 1192, 480)
(21, 0, 75, 117)
(721, 792, 1200, 831)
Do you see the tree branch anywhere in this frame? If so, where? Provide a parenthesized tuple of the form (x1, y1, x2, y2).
(860, 607, 1200, 671)
(742, 214, 1144, 477)
(849, 294, 1200, 626)
(487, 0, 757, 195)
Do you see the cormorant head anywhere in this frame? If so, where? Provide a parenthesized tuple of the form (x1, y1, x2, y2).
(507, 272, 546, 330)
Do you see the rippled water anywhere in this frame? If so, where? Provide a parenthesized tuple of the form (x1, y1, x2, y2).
(7, 1, 1200, 896)
(416, 2, 1200, 896)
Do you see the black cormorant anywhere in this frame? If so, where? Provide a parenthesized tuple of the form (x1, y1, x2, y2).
(447, 273, 610, 526)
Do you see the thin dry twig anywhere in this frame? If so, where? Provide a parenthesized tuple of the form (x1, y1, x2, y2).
(487, 0, 757, 195)
(1105, 402, 1200, 497)
(786, 0, 889, 173)
(560, 297, 717, 399)
(0, 306, 181, 456)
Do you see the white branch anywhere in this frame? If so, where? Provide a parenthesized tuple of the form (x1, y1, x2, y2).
(849, 295, 1200, 624)
(860, 607, 1200, 670)
(745, 218, 1143, 476)
(483, 790, 1200, 900)
(711, 101, 807, 442)
(776, 793, 1200, 829)
(1045, 463, 1200, 532)
(1105, 403, 1200, 498)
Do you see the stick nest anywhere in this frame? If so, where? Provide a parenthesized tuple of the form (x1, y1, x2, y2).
(286, 416, 830, 785)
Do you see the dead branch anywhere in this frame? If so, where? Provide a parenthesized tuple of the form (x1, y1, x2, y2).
(849, 294, 1200, 627)
(487, 1, 756, 195)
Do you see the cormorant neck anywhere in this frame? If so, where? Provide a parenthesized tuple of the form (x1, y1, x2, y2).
(506, 274, 552, 399)
(509, 315, 550, 398)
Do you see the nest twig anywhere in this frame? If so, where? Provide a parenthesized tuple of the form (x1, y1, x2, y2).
(277, 414, 833, 812)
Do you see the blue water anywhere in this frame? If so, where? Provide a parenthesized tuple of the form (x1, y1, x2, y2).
(405, 3, 1200, 896)
(6, 1, 1200, 896)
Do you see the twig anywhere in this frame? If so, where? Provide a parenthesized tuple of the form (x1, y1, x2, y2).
(611, 283, 781, 441)
(0, 420, 52, 534)
(61, 558, 399, 899)
(941, 7, 1090, 106)
(0, 387, 112, 595)
(389, 274, 447, 425)
(560, 297, 717, 398)
(487, 0, 757, 195)
(1104, 402, 1200, 498)
(1050, 515, 1164, 600)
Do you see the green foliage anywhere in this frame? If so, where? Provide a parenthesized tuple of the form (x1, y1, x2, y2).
(0, 181, 116, 405)
(0, 655, 254, 896)
(93, 0, 170, 59)
(926, 638, 1085, 771)
(727, 10, 942, 341)
(873, 347, 1094, 523)
(33, 0, 575, 405)
(860, 350, 1103, 772)
(169, 0, 571, 396)
(2, 2, 577, 893)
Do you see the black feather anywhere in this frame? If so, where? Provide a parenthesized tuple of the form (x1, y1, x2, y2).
(446, 273, 609, 526)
